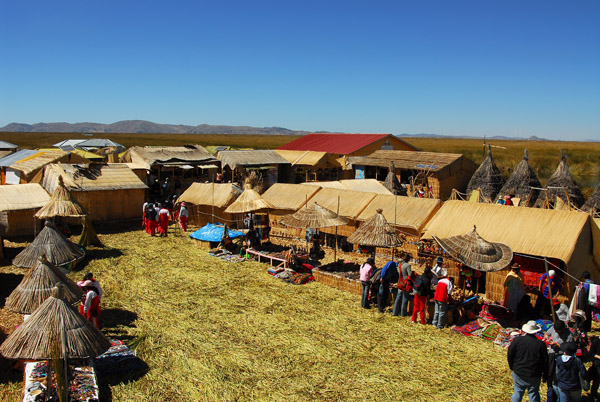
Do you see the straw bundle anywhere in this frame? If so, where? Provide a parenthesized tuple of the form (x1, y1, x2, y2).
(432, 226, 512, 272)
(496, 149, 542, 206)
(0, 285, 110, 360)
(224, 182, 274, 213)
(537, 151, 585, 208)
(383, 162, 404, 195)
(5, 256, 83, 314)
(35, 176, 87, 219)
(582, 182, 600, 213)
(347, 209, 402, 247)
(12, 221, 85, 268)
(280, 202, 348, 228)
(466, 145, 505, 201)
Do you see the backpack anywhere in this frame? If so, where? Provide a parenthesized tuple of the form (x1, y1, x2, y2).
(413, 275, 426, 296)
(146, 206, 157, 220)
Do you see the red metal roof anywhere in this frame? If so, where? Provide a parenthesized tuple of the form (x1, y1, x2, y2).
(277, 133, 391, 155)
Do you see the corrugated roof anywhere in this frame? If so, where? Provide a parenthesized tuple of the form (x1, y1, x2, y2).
(277, 133, 391, 155)
(357, 195, 441, 233)
(177, 182, 241, 208)
(217, 150, 290, 170)
(0, 141, 18, 149)
(10, 150, 68, 176)
(53, 139, 86, 148)
(274, 150, 330, 166)
(0, 183, 50, 211)
(122, 145, 216, 169)
(261, 183, 322, 210)
(0, 149, 37, 167)
(306, 188, 377, 219)
(41, 163, 148, 192)
(422, 200, 593, 272)
(76, 139, 123, 148)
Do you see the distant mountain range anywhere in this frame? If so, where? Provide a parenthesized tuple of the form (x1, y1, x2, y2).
(0, 120, 564, 141)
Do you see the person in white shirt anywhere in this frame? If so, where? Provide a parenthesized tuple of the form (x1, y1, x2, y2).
(179, 202, 189, 231)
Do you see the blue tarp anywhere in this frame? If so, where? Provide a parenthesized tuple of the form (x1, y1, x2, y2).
(189, 223, 245, 242)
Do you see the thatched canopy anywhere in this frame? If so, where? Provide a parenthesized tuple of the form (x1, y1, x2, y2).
(496, 149, 542, 205)
(280, 202, 348, 229)
(5, 256, 83, 314)
(432, 226, 513, 272)
(218, 150, 290, 170)
(261, 183, 321, 211)
(384, 162, 404, 195)
(0, 285, 110, 360)
(583, 183, 600, 214)
(177, 182, 241, 208)
(12, 221, 85, 268)
(35, 176, 88, 219)
(466, 146, 505, 201)
(224, 182, 273, 214)
(347, 209, 402, 247)
(537, 151, 585, 208)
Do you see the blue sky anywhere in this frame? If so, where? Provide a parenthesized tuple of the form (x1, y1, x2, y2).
(0, 1, 598, 140)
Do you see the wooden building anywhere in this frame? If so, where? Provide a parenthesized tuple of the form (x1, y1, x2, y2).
(274, 150, 343, 183)
(217, 150, 291, 187)
(0, 184, 50, 237)
(348, 150, 477, 200)
(177, 182, 242, 228)
(421, 200, 599, 304)
(38, 163, 148, 223)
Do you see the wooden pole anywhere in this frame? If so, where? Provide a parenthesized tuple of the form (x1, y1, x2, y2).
(211, 183, 215, 224)
(544, 258, 557, 322)
(334, 196, 340, 262)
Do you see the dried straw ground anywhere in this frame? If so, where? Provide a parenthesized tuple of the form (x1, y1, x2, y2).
(1, 224, 519, 401)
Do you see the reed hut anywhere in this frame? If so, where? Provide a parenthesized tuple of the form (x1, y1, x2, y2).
(496, 149, 542, 206)
(356, 195, 441, 256)
(224, 182, 274, 214)
(177, 182, 241, 227)
(422, 200, 599, 303)
(466, 146, 505, 201)
(280, 202, 348, 229)
(0, 149, 88, 184)
(347, 209, 402, 248)
(536, 151, 585, 209)
(38, 163, 148, 223)
(217, 150, 291, 187)
(0, 183, 50, 237)
(384, 162, 404, 195)
(35, 176, 87, 219)
(0, 285, 111, 360)
(12, 221, 85, 269)
(261, 183, 322, 240)
(583, 183, 600, 214)
(5, 256, 83, 314)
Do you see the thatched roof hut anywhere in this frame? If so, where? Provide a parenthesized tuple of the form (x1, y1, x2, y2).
(5, 256, 83, 314)
(224, 182, 274, 214)
(121, 145, 216, 170)
(466, 146, 505, 201)
(0, 285, 110, 360)
(35, 176, 87, 219)
(537, 151, 585, 208)
(347, 209, 402, 247)
(583, 183, 600, 214)
(12, 221, 85, 268)
(0, 183, 50, 237)
(280, 202, 348, 229)
(496, 149, 542, 206)
(261, 183, 321, 211)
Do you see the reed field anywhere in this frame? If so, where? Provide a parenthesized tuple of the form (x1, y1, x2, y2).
(1, 223, 521, 402)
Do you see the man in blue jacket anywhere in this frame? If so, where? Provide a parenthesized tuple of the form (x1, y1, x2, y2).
(507, 320, 548, 402)
(378, 261, 398, 313)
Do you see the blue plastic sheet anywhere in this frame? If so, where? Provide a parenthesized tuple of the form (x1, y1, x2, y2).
(189, 223, 245, 242)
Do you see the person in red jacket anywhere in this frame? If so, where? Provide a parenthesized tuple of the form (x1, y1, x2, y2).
(432, 271, 453, 329)
(79, 280, 101, 329)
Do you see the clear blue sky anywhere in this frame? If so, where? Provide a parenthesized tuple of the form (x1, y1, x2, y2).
(1, 0, 598, 140)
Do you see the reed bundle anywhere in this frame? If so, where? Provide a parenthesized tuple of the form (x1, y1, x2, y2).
(224, 182, 273, 213)
(35, 176, 88, 219)
(466, 145, 505, 200)
(280, 202, 348, 228)
(347, 209, 402, 247)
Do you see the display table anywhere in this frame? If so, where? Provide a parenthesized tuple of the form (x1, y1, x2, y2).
(23, 359, 99, 402)
(246, 248, 288, 269)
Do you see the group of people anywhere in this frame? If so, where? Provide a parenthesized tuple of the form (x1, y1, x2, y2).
(76, 272, 102, 329)
(142, 199, 189, 236)
(359, 254, 454, 329)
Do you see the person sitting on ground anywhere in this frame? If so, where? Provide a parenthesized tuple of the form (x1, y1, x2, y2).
(554, 342, 587, 402)
(359, 257, 375, 309)
(505, 195, 514, 206)
(545, 320, 574, 353)
(432, 270, 452, 329)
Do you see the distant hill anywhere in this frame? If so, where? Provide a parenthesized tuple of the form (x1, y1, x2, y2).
(399, 133, 550, 141)
(0, 120, 311, 135)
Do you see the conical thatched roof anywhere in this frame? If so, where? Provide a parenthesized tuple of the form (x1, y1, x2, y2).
(537, 150, 585, 208)
(35, 176, 87, 219)
(432, 226, 512, 272)
(0, 285, 110, 360)
(224, 182, 273, 214)
(280, 202, 348, 228)
(347, 209, 402, 247)
(582, 182, 600, 213)
(12, 221, 86, 268)
(496, 149, 542, 206)
(78, 216, 104, 247)
(5, 256, 83, 314)
(384, 162, 404, 196)
(466, 145, 505, 201)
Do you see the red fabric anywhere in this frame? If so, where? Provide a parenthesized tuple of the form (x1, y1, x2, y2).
(179, 216, 188, 231)
(158, 213, 169, 235)
(79, 293, 100, 329)
(149, 220, 157, 236)
(412, 294, 427, 324)
(434, 280, 450, 303)
(277, 133, 390, 155)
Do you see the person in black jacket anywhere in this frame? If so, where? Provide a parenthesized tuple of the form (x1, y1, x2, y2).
(554, 342, 587, 402)
(507, 320, 548, 402)
(378, 261, 398, 313)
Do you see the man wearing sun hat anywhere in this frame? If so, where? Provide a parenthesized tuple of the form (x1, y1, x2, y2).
(507, 320, 548, 402)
